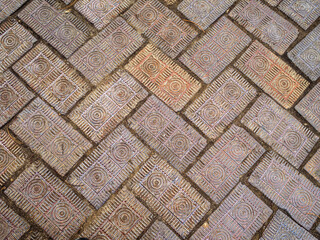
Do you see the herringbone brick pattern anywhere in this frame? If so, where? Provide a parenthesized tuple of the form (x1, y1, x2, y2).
(0, 0, 319, 239)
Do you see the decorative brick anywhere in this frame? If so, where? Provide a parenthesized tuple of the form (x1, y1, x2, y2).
(124, 0, 197, 58)
(0, 19, 36, 72)
(264, 0, 282, 6)
(295, 82, 320, 132)
(288, 24, 320, 81)
(25, 231, 49, 240)
(229, 0, 298, 54)
(317, 224, 320, 234)
(0, 129, 28, 186)
(68, 124, 150, 209)
(279, 0, 320, 30)
(188, 125, 265, 203)
(69, 17, 144, 86)
(249, 151, 320, 230)
(261, 210, 317, 240)
(180, 16, 251, 84)
(125, 44, 201, 111)
(304, 149, 320, 183)
(5, 163, 93, 240)
(0, 70, 34, 127)
(0, 198, 30, 240)
(69, 70, 147, 143)
(81, 187, 153, 240)
(0, 0, 27, 23)
(13, 43, 89, 114)
(141, 220, 180, 240)
(241, 94, 318, 168)
(18, 0, 90, 58)
(191, 183, 272, 240)
(10, 98, 92, 176)
(185, 68, 256, 139)
(63, 0, 131, 30)
(130, 154, 210, 238)
(235, 40, 309, 109)
(178, 0, 236, 30)
(128, 95, 207, 172)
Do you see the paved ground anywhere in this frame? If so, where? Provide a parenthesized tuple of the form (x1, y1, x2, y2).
(0, 0, 320, 239)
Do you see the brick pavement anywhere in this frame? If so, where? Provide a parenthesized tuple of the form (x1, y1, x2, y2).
(0, 0, 320, 239)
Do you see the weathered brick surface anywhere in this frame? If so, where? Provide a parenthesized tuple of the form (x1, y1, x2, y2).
(1, 0, 320, 239)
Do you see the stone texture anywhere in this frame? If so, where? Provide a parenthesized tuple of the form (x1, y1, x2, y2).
(0, 70, 34, 127)
(180, 16, 251, 84)
(141, 220, 180, 240)
(19, 0, 90, 58)
(10, 98, 92, 176)
(0, 198, 30, 240)
(261, 210, 317, 240)
(69, 70, 148, 143)
(130, 154, 210, 238)
(235, 40, 309, 109)
(177, 0, 236, 30)
(0, 19, 36, 72)
(249, 151, 320, 230)
(69, 17, 144, 85)
(5, 163, 93, 240)
(265, 0, 283, 6)
(230, 0, 298, 54)
(0, 0, 27, 23)
(128, 95, 207, 172)
(304, 149, 320, 183)
(125, 44, 201, 111)
(191, 183, 272, 240)
(80, 187, 153, 240)
(288, 24, 320, 81)
(185, 67, 256, 139)
(0, 129, 27, 186)
(242, 94, 319, 168)
(124, 0, 198, 58)
(279, 0, 320, 30)
(68, 124, 150, 209)
(188, 125, 265, 203)
(13, 43, 89, 114)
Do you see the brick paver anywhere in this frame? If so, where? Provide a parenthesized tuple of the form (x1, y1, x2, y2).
(5, 163, 93, 240)
(0, 0, 27, 22)
(141, 220, 180, 240)
(304, 149, 320, 183)
(249, 151, 320, 230)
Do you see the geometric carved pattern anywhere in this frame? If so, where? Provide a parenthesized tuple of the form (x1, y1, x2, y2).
(124, 0, 198, 58)
(178, 0, 236, 30)
(68, 124, 150, 209)
(229, 0, 299, 54)
(18, 0, 90, 58)
(125, 44, 201, 111)
(0, 198, 30, 240)
(188, 125, 265, 203)
(249, 151, 320, 230)
(69, 17, 144, 85)
(0, 129, 27, 186)
(295, 82, 320, 132)
(0, 70, 34, 127)
(63, 0, 131, 30)
(10, 98, 92, 176)
(279, 0, 320, 30)
(264, 0, 282, 6)
(128, 95, 207, 172)
(80, 187, 153, 240)
(0, 0, 27, 23)
(13, 43, 89, 114)
(191, 183, 272, 240)
(304, 149, 320, 183)
(5, 163, 93, 240)
(185, 68, 256, 139)
(179, 17, 251, 84)
(261, 210, 317, 240)
(288, 24, 320, 81)
(130, 154, 210, 238)
(0, 19, 36, 72)
(25, 231, 49, 240)
(141, 220, 180, 240)
(69, 70, 148, 143)
(242, 94, 319, 168)
(235, 40, 309, 109)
